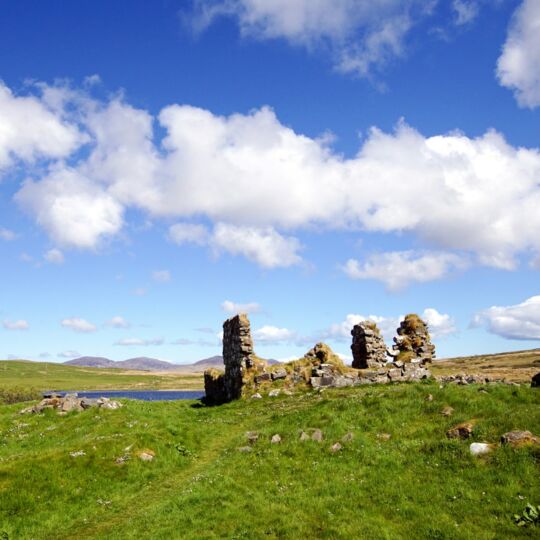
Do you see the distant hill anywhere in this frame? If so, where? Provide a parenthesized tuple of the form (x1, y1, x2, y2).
(65, 355, 280, 372)
(65, 356, 116, 368)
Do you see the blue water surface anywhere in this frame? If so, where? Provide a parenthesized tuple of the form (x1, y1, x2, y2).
(50, 390, 204, 401)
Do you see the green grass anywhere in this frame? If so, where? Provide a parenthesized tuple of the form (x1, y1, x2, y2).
(0, 361, 203, 392)
(0, 382, 539, 539)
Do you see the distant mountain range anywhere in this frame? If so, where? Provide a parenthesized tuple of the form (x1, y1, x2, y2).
(64, 355, 279, 372)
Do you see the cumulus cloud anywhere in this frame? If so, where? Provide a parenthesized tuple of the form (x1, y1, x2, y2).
(0, 81, 84, 170)
(0, 228, 16, 241)
(221, 300, 261, 314)
(2, 320, 30, 331)
(497, 0, 540, 108)
(422, 308, 457, 339)
(472, 295, 540, 340)
(253, 325, 296, 344)
(44, 248, 64, 264)
(114, 337, 164, 346)
(211, 223, 302, 268)
(343, 251, 467, 290)
(188, 0, 434, 78)
(16, 168, 124, 249)
(61, 317, 97, 333)
(4, 81, 540, 276)
(152, 270, 171, 282)
(106, 315, 130, 328)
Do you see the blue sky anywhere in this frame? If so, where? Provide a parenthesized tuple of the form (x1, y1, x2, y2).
(1, 0, 540, 364)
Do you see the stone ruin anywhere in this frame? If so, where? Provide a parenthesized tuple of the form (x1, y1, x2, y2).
(392, 314, 435, 364)
(351, 321, 387, 369)
(204, 312, 435, 403)
(204, 313, 257, 404)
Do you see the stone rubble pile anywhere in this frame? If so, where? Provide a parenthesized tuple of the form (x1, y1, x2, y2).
(20, 394, 122, 414)
(392, 314, 436, 364)
(351, 321, 387, 369)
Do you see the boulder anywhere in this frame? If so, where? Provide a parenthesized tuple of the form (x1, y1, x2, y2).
(446, 421, 475, 440)
(271, 434, 282, 444)
(470, 442, 496, 456)
(271, 368, 287, 381)
(500, 431, 540, 447)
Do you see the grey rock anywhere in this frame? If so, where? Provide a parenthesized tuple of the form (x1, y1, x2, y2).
(271, 434, 282, 444)
(271, 368, 287, 380)
(311, 429, 323, 442)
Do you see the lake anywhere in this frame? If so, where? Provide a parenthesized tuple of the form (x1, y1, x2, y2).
(49, 390, 205, 401)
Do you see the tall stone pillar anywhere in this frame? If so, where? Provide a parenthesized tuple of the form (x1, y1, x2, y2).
(222, 313, 255, 401)
(351, 321, 387, 369)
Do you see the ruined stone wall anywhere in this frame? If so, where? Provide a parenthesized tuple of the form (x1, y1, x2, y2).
(392, 314, 435, 364)
(222, 313, 255, 401)
(351, 321, 387, 369)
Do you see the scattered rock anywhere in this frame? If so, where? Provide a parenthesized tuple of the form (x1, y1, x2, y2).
(330, 442, 342, 453)
(20, 395, 122, 415)
(271, 368, 287, 380)
(441, 406, 454, 417)
(268, 389, 281, 397)
(270, 434, 282, 444)
(341, 432, 354, 442)
(138, 450, 155, 462)
(470, 442, 495, 456)
(115, 454, 130, 464)
(254, 373, 271, 384)
(299, 431, 310, 441)
(69, 450, 86, 458)
(377, 433, 391, 441)
(425, 394, 434, 402)
(311, 429, 324, 442)
(238, 446, 252, 453)
(446, 422, 475, 440)
(500, 431, 540, 448)
(251, 393, 262, 399)
(245, 431, 259, 444)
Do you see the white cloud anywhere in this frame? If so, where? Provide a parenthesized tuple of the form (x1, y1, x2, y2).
(0, 81, 84, 170)
(253, 325, 296, 343)
(44, 248, 64, 264)
(188, 0, 434, 77)
(452, 0, 479, 25)
(58, 350, 81, 358)
(221, 300, 261, 314)
(497, 0, 540, 108)
(3, 320, 30, 331)
(4, 81, 540, 277)
(152, 270, 171, 282)
(61, 317, 97, 333)
(343, 251, 467, 290)
(114, 337, 164, 346)
(422, 308, 457, 339)
(169, 223, 209, 245)
(16, 167, 124, 249)
(211, 223, 302, 268)
(472, 295, 540, 340)
(0, 228, 16, 241)
(106, 316, 131, 328)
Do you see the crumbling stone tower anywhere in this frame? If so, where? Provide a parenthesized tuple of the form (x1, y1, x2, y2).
(222, 313, 255, 401)
(392, 314, 435, 364)
(351, 321, 387, 369)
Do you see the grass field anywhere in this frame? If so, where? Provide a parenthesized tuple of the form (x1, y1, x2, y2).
(0, 381, 538, 539)
(0, 360, 204, 392)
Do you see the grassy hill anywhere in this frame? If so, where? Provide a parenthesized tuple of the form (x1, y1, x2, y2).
(432, 348, 540, 382)
(0, 382, 538, 539)
(0, 360, 204, 392)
